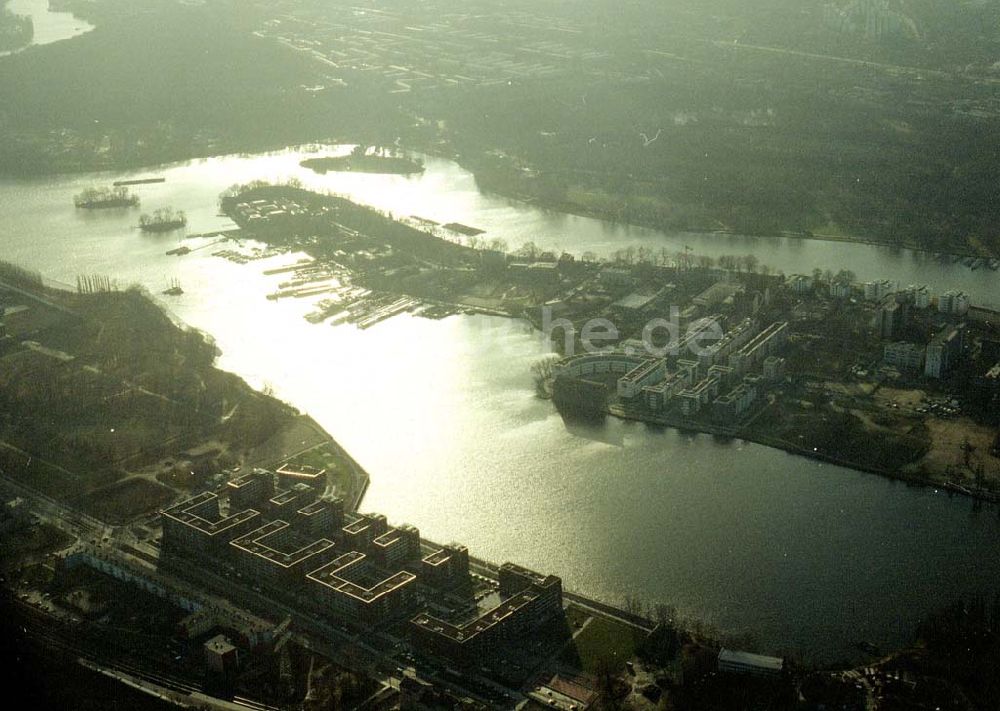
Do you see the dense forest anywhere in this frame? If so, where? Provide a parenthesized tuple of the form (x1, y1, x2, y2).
(0, 4, 32, 53)
(0, 1, 404, 173)
(0, 274, 293, 482)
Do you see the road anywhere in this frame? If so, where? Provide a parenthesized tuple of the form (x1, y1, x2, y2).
(0, 277, 79, 317)
(704, 39, 952, 80)
(0, 469, 112, 542)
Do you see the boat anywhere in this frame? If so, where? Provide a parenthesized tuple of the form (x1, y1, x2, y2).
(856, 641, 881, 656)
(165, 246, 191, 256)
(113, 177, 165, 187)
(139, 208, 187, 233)
(74, 186, 139, 209)
(162, 279, 184, 296)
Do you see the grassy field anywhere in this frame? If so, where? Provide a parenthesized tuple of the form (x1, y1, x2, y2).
(0, 441, 107, 500)
(910, 417, 1000, 489)
(559, 613, 647, 674)
(77, 477, 175, 524)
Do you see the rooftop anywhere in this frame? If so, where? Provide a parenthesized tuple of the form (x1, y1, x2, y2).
(422, 548, 452, 566)
(500, 562, 560, 589)
(226, 469, 270, 490)
(276, 463, 327, 480)
(298, 499, 334, 516)
(204, 634, 237, 655)
(619, 357, 664, 384)
(735, 322, 788, 356)
(612, 292, 657, 311)
(230, 520, 336, 568)
(374, 528, 410, 548)
(270, 487, 311, 507)
(307, 552, 417, 603)
(412, 590, 539, 642)
(343, 518, 372, 535)
(161, 493, 260, 536)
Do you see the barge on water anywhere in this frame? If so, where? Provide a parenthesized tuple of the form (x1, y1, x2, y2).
(443, 222, 485, 237)
(113, 177, 166, 187)
(74, 186, 139, 209)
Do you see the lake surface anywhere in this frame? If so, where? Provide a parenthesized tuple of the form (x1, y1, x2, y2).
(1, 0, 93, 55)
(1, 145, 999, 662)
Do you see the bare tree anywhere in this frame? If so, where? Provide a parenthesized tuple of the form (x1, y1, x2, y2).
(653, 603, 677, 627)
(623, 593, 645, 618)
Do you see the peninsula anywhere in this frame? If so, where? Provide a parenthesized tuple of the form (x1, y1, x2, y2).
(301, 145, 424, 175)
(214, 183, 1000, 502)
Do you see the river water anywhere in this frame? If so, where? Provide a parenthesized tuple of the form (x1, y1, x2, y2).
(1, 0, 93, 55)
(1, 145, 999, 662)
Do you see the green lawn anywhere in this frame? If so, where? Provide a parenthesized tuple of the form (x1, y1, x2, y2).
(559, 614, 646, 674)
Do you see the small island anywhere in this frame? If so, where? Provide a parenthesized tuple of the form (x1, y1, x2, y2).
(73, 186, 139, 209)
(138, 207, 187, 232)
(300, 144, 424, 175)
